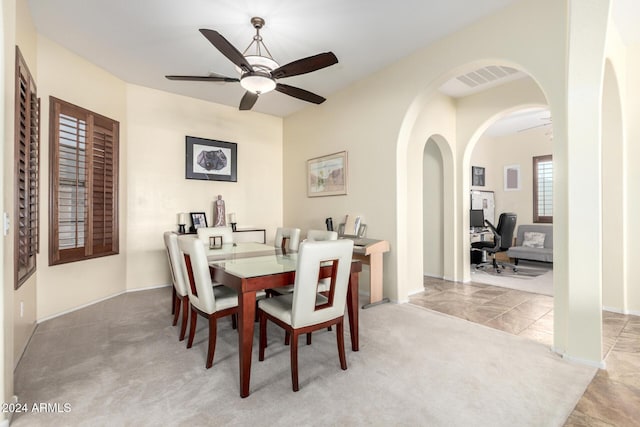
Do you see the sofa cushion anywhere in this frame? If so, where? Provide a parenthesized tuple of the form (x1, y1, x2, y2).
(507, 246, 553, 263)
(522, 231, 546, 248)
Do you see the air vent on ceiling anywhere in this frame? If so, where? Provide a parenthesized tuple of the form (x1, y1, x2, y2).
(456, 66, 519, 88)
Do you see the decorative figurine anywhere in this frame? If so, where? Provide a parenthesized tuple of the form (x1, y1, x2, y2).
(214, 195, 226, 227)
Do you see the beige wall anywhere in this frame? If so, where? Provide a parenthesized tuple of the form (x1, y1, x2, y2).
(125, 84, 283, 290)
(471, 126, 553, 226)
(1, 0, 14, 413)
(625, 43, 640, 314)
(35, 35, 128, 320)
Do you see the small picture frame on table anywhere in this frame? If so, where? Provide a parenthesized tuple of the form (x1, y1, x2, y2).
(190, 212, 208, 232)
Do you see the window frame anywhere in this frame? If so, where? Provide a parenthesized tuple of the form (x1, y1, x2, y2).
(14, 46, 40, 289)
(49, 97, 120, 265)
(533, 154, 553, 224)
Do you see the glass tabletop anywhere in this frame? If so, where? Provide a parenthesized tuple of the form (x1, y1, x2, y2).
(207, 242, 299, 279)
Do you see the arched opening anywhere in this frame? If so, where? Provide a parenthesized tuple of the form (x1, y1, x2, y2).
(402, 62, 558, 347)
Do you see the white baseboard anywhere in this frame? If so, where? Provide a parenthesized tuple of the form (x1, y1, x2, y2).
(38, 284, 171, 323)
(1, 396, 19, 426)
(603, 306, 640, 316)
(561, 352, 606, 369)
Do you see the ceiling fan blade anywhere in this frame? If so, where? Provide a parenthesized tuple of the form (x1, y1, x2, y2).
(518, 122, 552, 132)
(199, 29, 254, 73)
(165, 74, 239, 83)
(275, 83, 326, 104)
(239, 91, 259, 110)
(271, 52, 338, 79)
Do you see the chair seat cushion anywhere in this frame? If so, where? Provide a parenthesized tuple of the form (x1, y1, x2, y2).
(258, 293, 328, 326)
(507, 246, 553, 263)
(212, 285, 239, 312)
(270, 284, 295, 295)
(471, 241, 494, 250)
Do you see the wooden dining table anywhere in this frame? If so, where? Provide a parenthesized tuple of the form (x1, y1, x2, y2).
(207, 242, 362, 398)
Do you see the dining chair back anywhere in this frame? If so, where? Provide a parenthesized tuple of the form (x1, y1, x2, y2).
(291, 239, 353, 327)
(305, 229, 338, 292)
(258, 239, 354, 391)
(306, 229, 338, 242)
(163, 231, 190, 340)
(177, 235, 239, 368)
(196, 226, 234, 245)
(274, 227, 301, 252)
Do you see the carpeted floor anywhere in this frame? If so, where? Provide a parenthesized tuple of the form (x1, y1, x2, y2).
(470, 261, 553, 296)
(13, 286, 594, 426)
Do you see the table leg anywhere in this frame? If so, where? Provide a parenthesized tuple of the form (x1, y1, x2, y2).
(238, 289, 256, 398)
(346, 271, 359, 351)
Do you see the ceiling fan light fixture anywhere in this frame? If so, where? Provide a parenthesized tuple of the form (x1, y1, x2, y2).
(240, 71, 276, 94)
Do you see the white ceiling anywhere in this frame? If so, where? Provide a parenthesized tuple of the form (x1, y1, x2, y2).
(26, 0, 640, 125)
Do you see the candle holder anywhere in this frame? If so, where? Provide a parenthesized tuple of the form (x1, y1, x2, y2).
(230, 223, 237, 232)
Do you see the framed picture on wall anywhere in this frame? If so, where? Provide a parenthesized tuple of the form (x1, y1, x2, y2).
(307, 151, 348, 197)
(504, 164, 521, 191)
(472, 166, 485, 186)
(185, 136, 237, 182)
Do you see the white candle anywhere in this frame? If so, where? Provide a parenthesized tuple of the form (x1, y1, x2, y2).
(178, 213, 187, 224)
(229, 213, 236, 223)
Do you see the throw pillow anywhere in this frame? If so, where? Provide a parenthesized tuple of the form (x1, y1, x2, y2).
(522, 231, 545, 248)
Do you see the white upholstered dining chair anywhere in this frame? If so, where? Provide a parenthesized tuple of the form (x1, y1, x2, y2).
(305, 230, 338, 292)
(177, 235, 239, 369)
(274, 227, 301, 252)
(196, 226, 234, 245)
(163, 232, 190, 341)
(258, 239, 354, 391)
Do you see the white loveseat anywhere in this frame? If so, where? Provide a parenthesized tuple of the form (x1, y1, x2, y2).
(507, 224, 553, 264)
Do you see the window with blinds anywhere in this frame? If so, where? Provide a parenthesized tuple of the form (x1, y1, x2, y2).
(15, 47, 40, 289)
(49, 97, 119, 265)
(533, 155, 553, 223)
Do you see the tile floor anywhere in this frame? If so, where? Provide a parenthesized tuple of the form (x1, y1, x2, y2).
(409, 276, 640, 426)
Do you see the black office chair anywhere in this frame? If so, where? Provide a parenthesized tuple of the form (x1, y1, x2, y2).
(471, 212, 517, 273)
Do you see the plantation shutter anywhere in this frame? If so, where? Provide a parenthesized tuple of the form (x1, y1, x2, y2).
(15, 47, 40, 288)
(50, 97, 119, 265)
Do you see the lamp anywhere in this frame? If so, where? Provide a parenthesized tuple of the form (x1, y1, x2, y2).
(237, 17, 279, 94)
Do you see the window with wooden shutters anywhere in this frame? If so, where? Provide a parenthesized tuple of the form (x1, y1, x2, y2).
(533, 155, 553, 223)
(49, 97, 119, 265)
(15, 47, 40, 289)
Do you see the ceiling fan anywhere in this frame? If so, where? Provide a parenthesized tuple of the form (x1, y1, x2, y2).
(166, 17, 338, 111)
(518, 116, 552, 132)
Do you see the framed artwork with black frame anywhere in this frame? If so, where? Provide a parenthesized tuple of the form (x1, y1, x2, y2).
(185, 136, 237, 182)
(472, 166, 485, 186)
(190, 212, 208, 231)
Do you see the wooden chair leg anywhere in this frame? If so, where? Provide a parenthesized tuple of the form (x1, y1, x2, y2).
(284, 331, 290, 346)
(171, 287, 176, 315)
(337, 319, 347, 370)
(290, 330, 300, 392)
(172, 295, 181, 326)
(306, 332, 312, 345)
(179, 298, 189, 341)
(259, 311, 267, 361)
(187, 307, 197, 349)
(206, 316, 217, 369)
(231, 313, 237, 330)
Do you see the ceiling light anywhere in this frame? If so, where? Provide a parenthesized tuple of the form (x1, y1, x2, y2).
(235, 17, 279, 94)
(240, 71, 276, 94)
